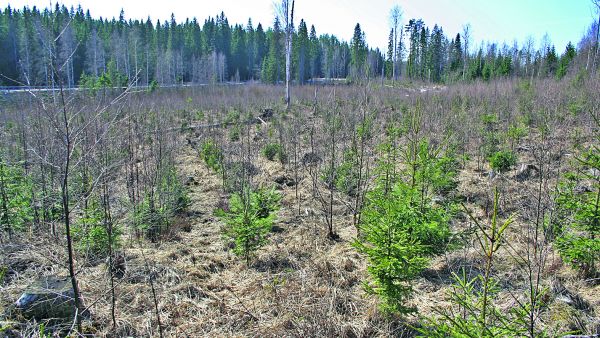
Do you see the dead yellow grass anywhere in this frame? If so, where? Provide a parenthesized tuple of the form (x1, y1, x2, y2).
(1, 123, 598, 337)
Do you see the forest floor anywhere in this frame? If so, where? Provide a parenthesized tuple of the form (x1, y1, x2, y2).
(1, 113, 599, 337)
(87, 133, 600, 336)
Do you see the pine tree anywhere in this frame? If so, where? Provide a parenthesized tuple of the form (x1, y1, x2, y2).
(406, 19, 424, 79)
(0, 3, 579, 86)
(543, 45, 558, 76)
(216, 12, 232, 78)
(429, 25, 444, 82)
(217, 187, 280, 266)
(294, 19, 310, 84)
(386, 28, 394, 78)
(350, 23, 367, 79)
(245, 19, 255, 80)
(254, 23, 267, 78)
(418, 26, 428, 80)
(556, 41, 576, 79)
(308, 25, 321, 78)
(261, 18, 284, 84)
(450, 33, 463, 73)
(231, 24, 247, 80)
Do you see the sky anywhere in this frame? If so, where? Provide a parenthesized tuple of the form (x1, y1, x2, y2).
(2, 0, 596, 53)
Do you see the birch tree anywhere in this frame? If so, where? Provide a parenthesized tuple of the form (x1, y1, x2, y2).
(462, 24, 471, 80)
(277, 0, 295, 109)
(390, 5, 402, 82)
(592, 0, 600, 72)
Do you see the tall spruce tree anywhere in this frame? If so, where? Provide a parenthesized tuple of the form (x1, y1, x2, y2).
(0, 3, 586, 86)
(308, 25, 321, 78)
(350, 23, 367, 79)
(295, 19, 310, 84)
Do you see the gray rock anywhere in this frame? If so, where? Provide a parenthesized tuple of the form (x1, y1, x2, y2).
(186, 137, 197, 147)
(275, 175, 296, 187)
(515, 163, 539, 181)
(574, 184, 593, 194)
(106, 253, 126, 279)
(555, 294, 573, 305)
(260, 108, 274, 120)
(552, 278, 592, 313)
(14, 276, 80, 320)
(488, 170, 497, 180)
(185, 176, 198, 186)
(302, 152, 322, 166)
(432, 195, 446, 204)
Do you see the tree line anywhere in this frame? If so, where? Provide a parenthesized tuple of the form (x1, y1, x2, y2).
(0, 4, 596, 87)
(0, 4, 365, 87)
(395, 19, 580, 83)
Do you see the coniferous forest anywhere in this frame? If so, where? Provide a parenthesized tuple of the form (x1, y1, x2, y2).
(0, 3, 589, 87)
(0, 1, 599, 337)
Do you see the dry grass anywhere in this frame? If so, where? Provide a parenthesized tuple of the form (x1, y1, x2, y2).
(1, 78, 599, 337)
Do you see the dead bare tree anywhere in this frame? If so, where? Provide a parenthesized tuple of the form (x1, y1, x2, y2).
(291, 109, 302, 216)
(352, 89, 373, 230)
(139, 240, 164, 338)
(277, 0, 295, 109)
(390, 5, 402, 82)
(19, 19, 135, 330)
(314, 93, 340, 239)
(27, 19, 88, 330)
(462, 24, 471, 80)
(56, 71, 84, 332)
(593, 0, 600, 72)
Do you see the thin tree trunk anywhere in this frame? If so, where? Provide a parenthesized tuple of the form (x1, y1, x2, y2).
(102, 140, 117, 329)
(594, 11, 600, 72)
(285, 0, 295, 109)
(140, 242, 164, 338)
(328, 113, 336, 238)
(0, 160, 11, 240)
(58, 79, 83, 332)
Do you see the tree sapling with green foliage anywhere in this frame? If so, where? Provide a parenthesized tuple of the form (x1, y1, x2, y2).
(554, 147, 600, 277)
(0, 158, 33, 238)
(217, 187, 281, 265)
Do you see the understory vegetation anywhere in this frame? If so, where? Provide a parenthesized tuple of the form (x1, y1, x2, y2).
(0, 72, 598, 336)
(1, 0, 600, 336)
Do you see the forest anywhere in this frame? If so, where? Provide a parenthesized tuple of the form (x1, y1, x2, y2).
(0, 3, 588, 87)
(0, 0, 599, 337)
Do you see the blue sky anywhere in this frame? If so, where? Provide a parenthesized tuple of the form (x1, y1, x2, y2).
(2, 0, 596, 53)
